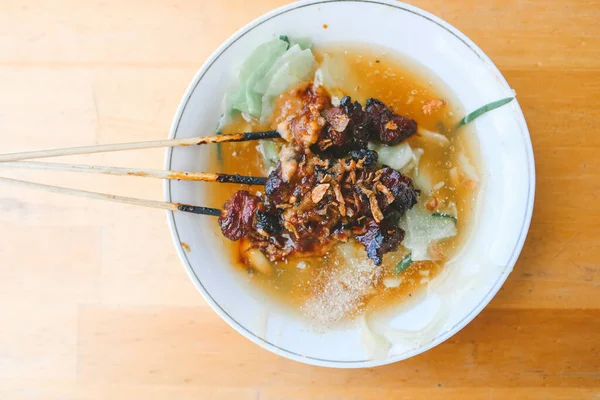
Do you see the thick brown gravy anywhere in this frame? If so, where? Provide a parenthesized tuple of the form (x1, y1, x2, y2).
(210, 44, 479, 326)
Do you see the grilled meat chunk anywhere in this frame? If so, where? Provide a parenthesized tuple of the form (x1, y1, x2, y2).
(219, 191, 261, 241)
(354, 218, 405, 265)
(365, 98, 417, 145)
(276, 85, 329, 147)
(221, 93, 420, 264)
(378, 167, 418, 213)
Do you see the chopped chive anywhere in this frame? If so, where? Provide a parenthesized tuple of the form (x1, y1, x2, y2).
(279, 35, 290, 49)
(431, 212, 457, 224)
(216, 129, 223, 165)
(455, 97, 515, 130)
(395, 253, 413, 274)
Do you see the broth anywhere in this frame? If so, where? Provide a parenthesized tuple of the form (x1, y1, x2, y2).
(210, 44, 479, 326)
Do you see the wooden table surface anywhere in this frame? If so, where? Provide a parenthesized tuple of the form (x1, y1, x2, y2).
(0, 0, 598, 398)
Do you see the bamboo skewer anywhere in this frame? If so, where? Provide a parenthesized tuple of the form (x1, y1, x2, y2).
(0, 161, 267, 185)
(0, 130, 277, 214)
(0, 176, 223, 216)
(0, 130, 280, 162)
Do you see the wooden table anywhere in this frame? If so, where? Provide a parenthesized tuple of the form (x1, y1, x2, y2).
(0, 0, 598, 398)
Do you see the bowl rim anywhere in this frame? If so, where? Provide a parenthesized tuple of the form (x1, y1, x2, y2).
(164, 0, 536, 368)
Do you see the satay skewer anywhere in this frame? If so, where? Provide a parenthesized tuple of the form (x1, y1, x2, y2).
(0, 176, 223, 216)
(0, 130, 280, 162)
(0, 161, 267, 185)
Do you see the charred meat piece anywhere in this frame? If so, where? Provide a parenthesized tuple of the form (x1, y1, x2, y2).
(292, 173, 318, 201)
(354, 218, 404, 265)
(348, 148, 378, 171)
(339, 96, 352, 108)
(364, 98, 388, 122)
(319, 107, 352, 150)
(380, 114, 418, 145)
(265, 166, 290, 204)
(277, 84, 329, 147)
(324, 107, 351, 133)
(221, 94, 423, 265)
(254, 210, 282, 236)
(318, 126, 348, 152)
(316, 96, 371, 154)
(265, 165, 305, 205)
(366, 98, 417, 145)
(303, 84, 331, 111)
(379, 167, 418, 214)
(340, 96, 371, 147)
(219, 190, 261, 241)
(289, 106, 327, 147)
(265, 150, 317, 205)
(222, 152, 416, 264)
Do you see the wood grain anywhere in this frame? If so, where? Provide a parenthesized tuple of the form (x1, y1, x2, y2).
(0, 0, 598, 399)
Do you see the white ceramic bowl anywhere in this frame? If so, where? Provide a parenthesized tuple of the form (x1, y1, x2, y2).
(164, 0, 534, 368)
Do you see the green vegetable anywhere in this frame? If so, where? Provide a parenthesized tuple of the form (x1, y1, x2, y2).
(400, 206, 457, 261)
(254, 44, 311, 94)
(279, 35, 290, 49)
(455, 97, 514, 130)
(216, 130, 223, 165)
(278, 35, 311, 50)
(258, 140, 281, 170)
(395, 253, 413, 274)
(431, 212, 457, 224)
(239, 38, 288, 83)
(226, 38, 289, 116)
(289, 37, 312, 50)
(244, 90, 263, 116)
(314, 53, 349, 97)
(368, 142, 414, 171)
(257, 45, 316, 120)
(224, 36, 315, 119)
